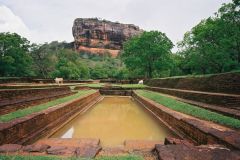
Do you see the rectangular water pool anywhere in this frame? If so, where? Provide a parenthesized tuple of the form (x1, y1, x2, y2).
(50, 96, 176, 147)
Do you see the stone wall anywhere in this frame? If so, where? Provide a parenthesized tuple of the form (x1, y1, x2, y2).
(99, 79, 139, 84)
(0, 85, 64, 90)
(0, 77, 33, 84)
(146, 87, 240, 109)
(99, 89, 132, 96)
(145, 72, 240, 94)
(132, 91, 240, 150)
(0, 91, 101, 145)
(0, 87, 73, 115)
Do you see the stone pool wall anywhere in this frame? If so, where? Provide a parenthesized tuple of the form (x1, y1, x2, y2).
(145, 72, 240, 94)
(0, 87, 73, 115)
(146, 87, 240, 109)
(99, 89, 132, 96)
(132, 91, 240, 150)
(0, 91, 101, 145)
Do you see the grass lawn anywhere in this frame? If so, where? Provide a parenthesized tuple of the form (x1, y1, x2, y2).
(0, 155, 143, 160)
(136, 90, 240, 129)
(112, 84, 146, 89)
(0, 90, 96, 123)
(80, 83, 146, 89)
(151, 70, 240, 80)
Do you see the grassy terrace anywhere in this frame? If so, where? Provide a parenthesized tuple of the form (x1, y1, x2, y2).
(151, 70, 240, 80)
(80, 83, 105, 88)
(112, 84, 146, 89)
(81, 83, 146, 89)
(0, 90, 96, 123)
(0, 155, 143, 160)
(136, 90, 240, 129)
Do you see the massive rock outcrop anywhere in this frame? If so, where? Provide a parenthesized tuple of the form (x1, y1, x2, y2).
(72, 18, 143, 57)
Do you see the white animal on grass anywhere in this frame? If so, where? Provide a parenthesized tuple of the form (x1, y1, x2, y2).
(138, 80, 143, 84)
(55, 78, 63, 85)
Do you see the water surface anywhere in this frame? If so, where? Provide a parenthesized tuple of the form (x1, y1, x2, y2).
(51, 96, 175, 147)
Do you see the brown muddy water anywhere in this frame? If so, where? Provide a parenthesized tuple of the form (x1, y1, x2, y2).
(50, 96, 176, 147)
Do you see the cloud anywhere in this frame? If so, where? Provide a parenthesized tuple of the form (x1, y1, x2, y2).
(0, 0, 232, 48)
(0, 5, 32, 40)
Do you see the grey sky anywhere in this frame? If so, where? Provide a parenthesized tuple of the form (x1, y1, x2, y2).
(0, 0, 232, 49)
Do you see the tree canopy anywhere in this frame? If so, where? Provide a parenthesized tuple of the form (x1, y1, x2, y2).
(176, 1, 240, 75)
(121, 31, 173, 78)
(0, 33, 33, 76)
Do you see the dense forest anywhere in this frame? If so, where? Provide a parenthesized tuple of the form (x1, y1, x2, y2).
(0, 0, 239, 79)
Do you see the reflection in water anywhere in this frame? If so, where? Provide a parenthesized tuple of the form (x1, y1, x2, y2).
(51, 96, 176, 147)
(61, 127, 74, 138)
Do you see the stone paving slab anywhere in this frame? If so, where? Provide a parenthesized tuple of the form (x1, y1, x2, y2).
(36, 138, 100, 147)
(164, 137, 194, 147)
(0, 144, 22, 153)
(155, 144, 240, 160)
(75, 145, 101, 158)
(0, 138, 102, 158)
(98, 147, 129, 156)
(36, 138, 102, 158)
(23, 144, 50, 152)
(46, 146, 69, 155)
(124, 140, 163, 151)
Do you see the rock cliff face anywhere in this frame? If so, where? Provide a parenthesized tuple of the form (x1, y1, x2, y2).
(72, 18, 143, 57)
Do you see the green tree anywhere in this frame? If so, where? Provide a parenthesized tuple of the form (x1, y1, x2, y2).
(53, 49, 90, 79)
(30, 43, 57, 78)
(177, 1, 240, 74)
(90, 64, 108, 79)
(121, 31, 173, 78)
(0, 32, 34, 76)
(169, 54, 185, 76)
(113, 67, 129, 80)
